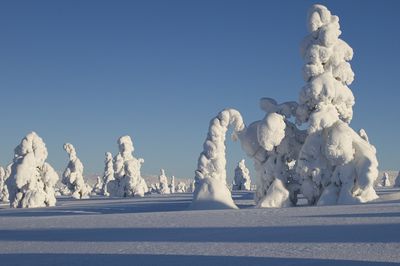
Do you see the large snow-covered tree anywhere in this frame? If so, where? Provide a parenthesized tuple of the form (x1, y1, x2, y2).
(232, 159, 251, 191)
(107, 136, 148, 197)
(295, 4, 379, 205)
(190, 4, 379, 210)
(102, 152, 114, 196)
(191, 109, 245, 210)
(6, 132, 59, 208)
(62, 143, 91, 199)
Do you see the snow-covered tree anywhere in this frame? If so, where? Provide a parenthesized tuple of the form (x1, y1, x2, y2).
(295, 5, 379, 205)
(0, 166, 9, 202)
(107, 136, 148, 197)
(394, 171, 400, 187)
(232, 159, 251, 191)
(62, 143, 91, 199)
(6, 132, 59, 208)
(170, 176, 176, 193)
(91, 176, 104, 195)
(382, 172, 391, 187)
(191, 109, 245, 209)
(176, 181, 187, 193)
(101, 152, 114, 196)
(238, 98, 305, 207)
(158, 169, 170, 194)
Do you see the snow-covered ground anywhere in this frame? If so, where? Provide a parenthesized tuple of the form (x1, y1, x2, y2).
(0, 189, 399, 266)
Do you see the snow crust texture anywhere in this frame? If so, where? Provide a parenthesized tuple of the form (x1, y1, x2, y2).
(6, 132, 59, 208)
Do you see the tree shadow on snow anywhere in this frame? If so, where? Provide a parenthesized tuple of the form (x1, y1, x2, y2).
(0, 253, 396, 266)
(0, 224, 398, 243)
(301, 212, 400, 218)
(0, 199, 192, 217)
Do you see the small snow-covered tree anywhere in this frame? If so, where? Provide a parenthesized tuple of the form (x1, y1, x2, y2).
(6, 132, 59, 208)
(176, 181, 187, 193)
(189, 180, 195, 193)
(107, 136, 148, 197)
(62, 143, 91, 199)
(382, 172, 391, 187)
(170, 176, 176, 193)
(232, 159, 251, 191)
(296, 5, 379, 205)
(101, 152, 114, 196)
(91, 176, 104, 195)
(158, 169, 170, 194)
(191, 109, 245, 209)
(394, 171, 400, 187)
(0, 166, 9, 202)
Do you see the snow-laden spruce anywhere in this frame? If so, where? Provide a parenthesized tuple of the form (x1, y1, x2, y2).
(62, 143, 91, 199)
(158, 169, 170, 194)
(101, 152, 114, 196)
(232, 159, 251, 191)
(176, 181, 187, 193)
(0, 166, 9, 202)
(239, 98, 305, 207)
(170, 176, 176, 193)
(191, 4, 379, 209)
(107, 136, 148, 197)
(6, 132, 59, 208)
(191, 109, 245, 210)
(91, 176, 104, 195)
(394, 171, 400, 187)
(296, 4, 379, 205)
(381, 172, 391, 187)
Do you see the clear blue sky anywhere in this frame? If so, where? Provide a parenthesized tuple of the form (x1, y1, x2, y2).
(0, 0, 399, 179)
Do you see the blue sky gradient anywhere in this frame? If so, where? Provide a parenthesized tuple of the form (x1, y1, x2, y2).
(0, 0, 399, 179)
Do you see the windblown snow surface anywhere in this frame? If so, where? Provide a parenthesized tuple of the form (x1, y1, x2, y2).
(0, 189, 399, 265)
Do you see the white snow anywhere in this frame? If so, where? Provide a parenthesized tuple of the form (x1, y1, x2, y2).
(6, 132, 59, 208)
(0, 189, 399, 265)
